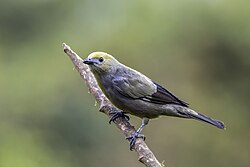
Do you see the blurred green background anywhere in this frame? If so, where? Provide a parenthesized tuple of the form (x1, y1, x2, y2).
(1, 0, 249, 167)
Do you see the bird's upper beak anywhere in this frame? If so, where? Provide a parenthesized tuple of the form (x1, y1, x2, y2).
(83, 58, 98, 65)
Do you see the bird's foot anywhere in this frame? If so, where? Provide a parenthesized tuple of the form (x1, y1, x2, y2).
(126, 132, 145, 150)
(109, 111, 130, 124)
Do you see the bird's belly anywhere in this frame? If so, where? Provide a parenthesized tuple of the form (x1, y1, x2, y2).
(99, 82, 166, 119)
(107, 93, 165, 119)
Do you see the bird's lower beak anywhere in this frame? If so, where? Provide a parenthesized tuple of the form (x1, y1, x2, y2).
(83, 58, 94, 65)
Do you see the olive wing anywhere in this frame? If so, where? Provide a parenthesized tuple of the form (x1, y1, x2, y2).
(112, 76, 188, 107)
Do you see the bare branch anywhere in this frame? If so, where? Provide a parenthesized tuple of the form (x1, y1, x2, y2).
(63, 43, 163, 167)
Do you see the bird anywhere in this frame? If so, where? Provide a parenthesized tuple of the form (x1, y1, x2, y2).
(83, 52, 225, 150)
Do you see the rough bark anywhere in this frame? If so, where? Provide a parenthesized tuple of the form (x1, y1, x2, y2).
(62, 43, 163, 167)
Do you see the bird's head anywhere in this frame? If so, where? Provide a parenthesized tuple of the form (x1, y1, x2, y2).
(83, 52, 119, 74)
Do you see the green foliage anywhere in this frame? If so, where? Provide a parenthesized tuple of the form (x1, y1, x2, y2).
(0, 0, 249, 167)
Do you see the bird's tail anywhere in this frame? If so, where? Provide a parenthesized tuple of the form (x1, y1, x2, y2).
(175, 106, 225, 129)
(190, 112, 225, 129)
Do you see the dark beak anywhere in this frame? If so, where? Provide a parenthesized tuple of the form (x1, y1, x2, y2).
(83, 58, 95, 65)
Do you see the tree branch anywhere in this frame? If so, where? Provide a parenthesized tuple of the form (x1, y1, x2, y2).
(62, 43, 163, 167)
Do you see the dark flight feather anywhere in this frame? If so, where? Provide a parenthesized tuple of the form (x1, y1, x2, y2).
(139, 82, 189, 107)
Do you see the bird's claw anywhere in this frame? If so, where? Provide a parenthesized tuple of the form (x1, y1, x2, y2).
(109, 111, 130, 124)
(126, 132, 145, 150)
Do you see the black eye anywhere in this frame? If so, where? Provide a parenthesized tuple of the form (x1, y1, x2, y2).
(99, 57, 104, 62)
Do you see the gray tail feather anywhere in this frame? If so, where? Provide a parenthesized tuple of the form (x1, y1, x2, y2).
(176, 107, 225, 129)
(189, 112, 225, 129)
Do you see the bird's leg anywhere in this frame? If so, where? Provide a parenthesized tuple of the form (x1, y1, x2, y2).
(109, 110, 130, 124)
(126, 117, 149, 150)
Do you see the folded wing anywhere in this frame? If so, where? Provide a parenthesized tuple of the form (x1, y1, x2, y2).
(112, 75, 188, 107)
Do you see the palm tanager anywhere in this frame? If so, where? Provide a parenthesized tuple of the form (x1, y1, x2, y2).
(83, 52, 225, 150)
